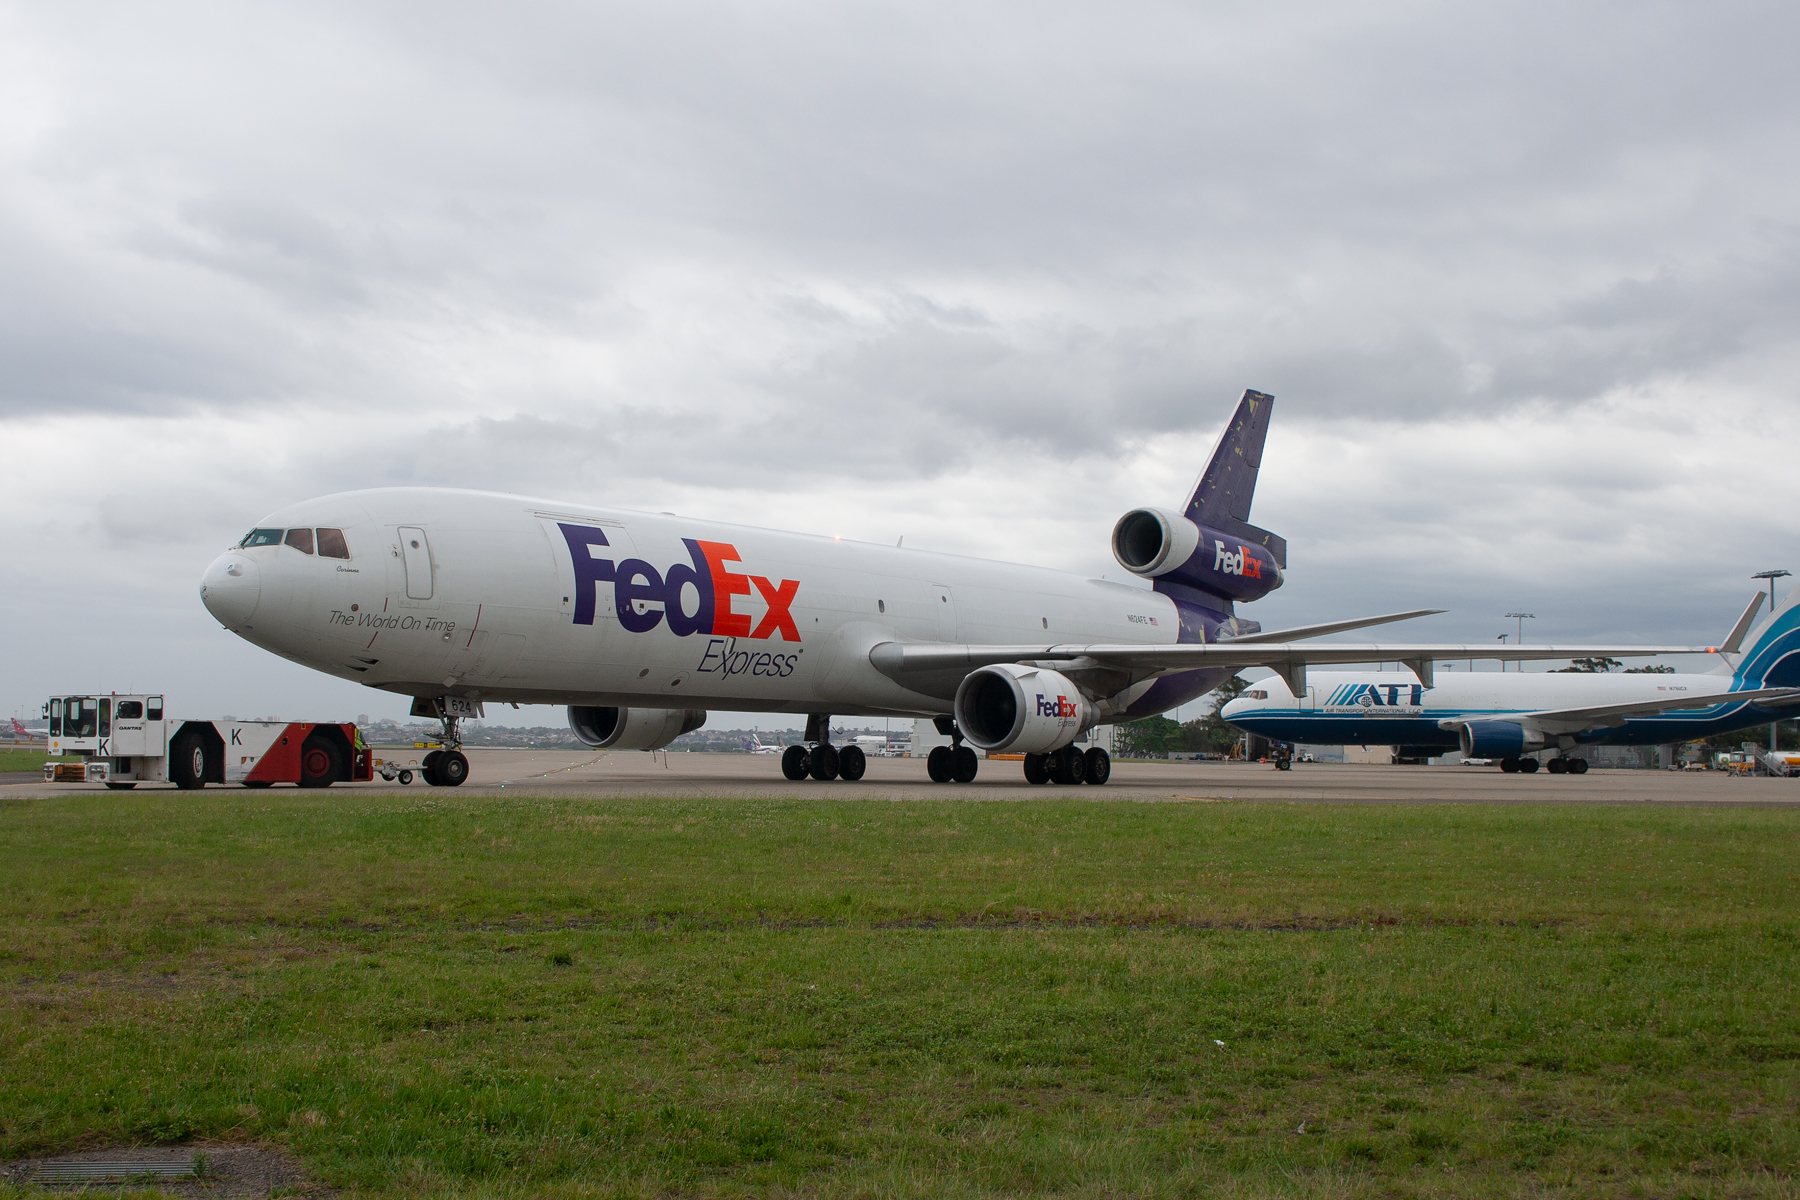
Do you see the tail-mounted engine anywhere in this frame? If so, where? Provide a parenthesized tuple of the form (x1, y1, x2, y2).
(1458, 720, 1546, 759)
(568, 706, 706, 750)
(1111, 507, 1283, 603)
(954, 664, 1094, 754)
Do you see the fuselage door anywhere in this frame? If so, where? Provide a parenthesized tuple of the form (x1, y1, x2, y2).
(398, 526, 434, 600)
(930, 585, 958, 642)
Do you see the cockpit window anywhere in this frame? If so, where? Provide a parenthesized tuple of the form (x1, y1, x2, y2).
(284, 528, 316, 555)
(240, 528, 283, 548)
(317, 528, 350, 559)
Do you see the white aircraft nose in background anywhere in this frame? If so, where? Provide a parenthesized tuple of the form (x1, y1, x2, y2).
(199, 550, 260, 631)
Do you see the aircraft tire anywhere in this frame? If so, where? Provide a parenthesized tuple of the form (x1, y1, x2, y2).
(809, 743, 840, 781)
(781, 745, 809, 780)
(952, 745, 979, 783)
(1023, 753, 1049, 784)
(436, 751, 470, 787)
(1084, 747, 1111, 785)
(927, 745, 954, 783)
(1547, 758, 1567, 774)
(299, 736, 342, 788)
(838, 745, 867, 781)
(1518, 757, 1540, 774)
(171, 730, 209, 790)
(420, 750, 442, 787)
(1568, 758, 1589, 775)
(1499, 758, 1520, 774)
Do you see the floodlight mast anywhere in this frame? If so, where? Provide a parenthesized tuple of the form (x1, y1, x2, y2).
(1503, 613, 1535, 672)
(1753, 570, 1791, 755)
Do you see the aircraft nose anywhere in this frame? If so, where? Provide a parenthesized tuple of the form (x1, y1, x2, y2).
(200, 551, 261, 630)
(1220, 698, 1247, 719)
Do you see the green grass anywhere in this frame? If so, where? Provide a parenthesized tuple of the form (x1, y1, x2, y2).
(0, 748, 48, 773)
(2, 793, 1797, 1198)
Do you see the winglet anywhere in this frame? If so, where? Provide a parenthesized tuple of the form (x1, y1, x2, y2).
(1719, 593, 1766, 656)
(1184, 389, 1287, 569)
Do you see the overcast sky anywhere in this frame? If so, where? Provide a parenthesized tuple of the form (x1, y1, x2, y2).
(5, 0, 1799, 729)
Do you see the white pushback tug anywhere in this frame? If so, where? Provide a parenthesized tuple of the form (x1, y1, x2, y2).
(42, 693, 375, 789)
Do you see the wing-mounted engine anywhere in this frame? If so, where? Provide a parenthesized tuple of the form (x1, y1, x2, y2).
(953, 664, 1094, 753)
(569, 706, 706, 750)
(1458, 720, 1546, 759)
(1111, 507, 1283, 604)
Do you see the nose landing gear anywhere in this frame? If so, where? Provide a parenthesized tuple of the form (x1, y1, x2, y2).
(419, 706, 470, 788)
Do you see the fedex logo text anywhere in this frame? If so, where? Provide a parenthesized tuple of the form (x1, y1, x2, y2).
(559, 524, 801, 641)
(1213, 540, 1262, 579)
(1036, 694, 1079, 719)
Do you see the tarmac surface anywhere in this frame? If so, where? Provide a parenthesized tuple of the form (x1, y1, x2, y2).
(6, 748, 1800, 805)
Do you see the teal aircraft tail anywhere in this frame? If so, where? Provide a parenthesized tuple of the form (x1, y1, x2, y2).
(1733, 586, 1800, 688)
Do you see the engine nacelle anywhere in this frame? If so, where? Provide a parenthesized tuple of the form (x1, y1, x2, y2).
(1110, 508, 1283, 603)
(1459, 720, 1546, 759)
(953, 664, 1094, 754)
(568, 706, 706, 751)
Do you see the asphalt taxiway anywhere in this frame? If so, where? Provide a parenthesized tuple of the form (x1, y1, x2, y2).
(6, 750, 1799, 805)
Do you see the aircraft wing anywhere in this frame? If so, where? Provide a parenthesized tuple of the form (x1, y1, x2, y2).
(1435, 687, 1800, 737)
(869, 639, 1713, 695)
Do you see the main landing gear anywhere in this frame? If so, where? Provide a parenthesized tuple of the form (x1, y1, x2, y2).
(925, 717, 980, 784)
(420, 708, 470, 788)
(780, 715, 867, 782)
(1023, 746, 1111, 786)
(1498, 756, 1587, 775)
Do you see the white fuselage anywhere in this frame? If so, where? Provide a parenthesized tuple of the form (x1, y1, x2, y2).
(1222, 669, 1740, 749)
(200, 487, 1184, 718)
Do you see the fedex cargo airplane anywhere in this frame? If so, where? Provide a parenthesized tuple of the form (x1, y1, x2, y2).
(1222, 592, 1800, 773)
(199, 391, 1708, 788)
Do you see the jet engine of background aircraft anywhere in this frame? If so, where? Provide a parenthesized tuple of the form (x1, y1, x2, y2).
(953, 664, 1095, 753)
(1459, 720, 1549, 759)
(1111, 507, 1283, 605)
(568, 706, 706, 751)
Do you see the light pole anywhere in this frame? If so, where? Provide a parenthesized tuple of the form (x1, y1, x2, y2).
(1753, 570, 1791, 754)
(1504, 612, 1534, 672)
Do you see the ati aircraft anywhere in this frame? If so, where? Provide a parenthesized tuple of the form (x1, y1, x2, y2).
(1222, 591, 1800, 773)
(200, 391, 1706, 788)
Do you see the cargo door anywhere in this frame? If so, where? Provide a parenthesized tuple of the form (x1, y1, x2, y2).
(929, 584, 958, 643)
(398, 526, 434, 600)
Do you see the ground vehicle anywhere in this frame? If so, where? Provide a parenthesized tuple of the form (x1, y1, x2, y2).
(42, 694, 373, 789)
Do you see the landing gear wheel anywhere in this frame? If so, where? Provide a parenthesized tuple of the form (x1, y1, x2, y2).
(1084, 747, 1111, 785)
(436, 751, 469, 787)
(781, 745, 810, 781)
(1546, 758, 1567, 774)
(1499, 758, 1520, 774)
(1050, 746, 1086, 785)
(952, 745, 979, 783)
(927, 745, 954, 783)
(398, 770, 413, 785)
(105, 781, 137, 790)
(171, 731, 210, 790)
(299, 736, 343, 788)
(838, 744, 867, 781)
(1518, 757, 1540, 774)
(809, 743, 840, 781)
(1568, 758, 1588, 775)
(243, 780, 272, 789)
(1023, 753, 1049, 785)
(420, 750, 443, 787)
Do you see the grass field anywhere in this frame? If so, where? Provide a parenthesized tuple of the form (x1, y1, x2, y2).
(1, 792, 1797, 1198)
(0, 749, 47, 773)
